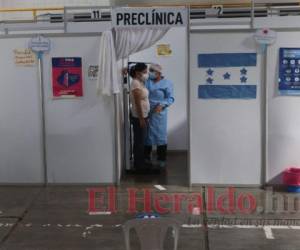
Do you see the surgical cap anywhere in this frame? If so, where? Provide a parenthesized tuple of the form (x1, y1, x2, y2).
(150, 63, 162, 73)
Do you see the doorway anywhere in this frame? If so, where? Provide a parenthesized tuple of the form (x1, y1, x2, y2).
(121, 27, 189, 187)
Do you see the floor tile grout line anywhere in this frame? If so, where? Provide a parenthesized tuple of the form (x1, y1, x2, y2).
(0, 188, 44, 246)
(0, 216, 21, 219)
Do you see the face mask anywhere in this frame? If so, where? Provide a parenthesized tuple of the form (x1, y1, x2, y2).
(141, 73, 149, 81)
(149, 71, 157, 80)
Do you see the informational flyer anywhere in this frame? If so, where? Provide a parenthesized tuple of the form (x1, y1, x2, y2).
(52, 57, 83, 98)
(279, 48, 300, 95)
(88, 65, 99, 80)
(157, 44, 172, 57)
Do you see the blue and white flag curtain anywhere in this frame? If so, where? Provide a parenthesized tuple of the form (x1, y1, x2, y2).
(197, 53, 258, 99)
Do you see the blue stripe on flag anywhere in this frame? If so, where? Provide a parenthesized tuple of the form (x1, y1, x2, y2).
(198, 85, 257, 99)
(198, 53, 257, 68)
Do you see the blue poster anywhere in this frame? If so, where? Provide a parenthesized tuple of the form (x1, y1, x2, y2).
(279, 48, 300, 95)
(197, 53, 257, 99)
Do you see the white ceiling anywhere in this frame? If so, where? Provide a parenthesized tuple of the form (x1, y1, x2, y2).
(0, 0, 110, 8)
(112, 0, 300, 6)
(0, 0, 298, 8)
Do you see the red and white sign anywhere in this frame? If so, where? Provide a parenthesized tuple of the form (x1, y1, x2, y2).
(52, 57, 83, 98)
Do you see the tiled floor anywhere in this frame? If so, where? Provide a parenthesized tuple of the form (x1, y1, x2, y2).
(0, 153, 299, 249)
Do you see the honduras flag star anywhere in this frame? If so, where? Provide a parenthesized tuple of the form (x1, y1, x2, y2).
(240, 76, 248, 83)
(206, 77, 214, 84)
(223, 72, 231, 80)
(240, 68, 248, 75)
(206, 68, 214, 76)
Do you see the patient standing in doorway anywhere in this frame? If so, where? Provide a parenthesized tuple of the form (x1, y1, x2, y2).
(145, 64, 175, 169)
(129, 63, 150, 172)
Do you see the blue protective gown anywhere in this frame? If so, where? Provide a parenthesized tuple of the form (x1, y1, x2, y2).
(145, 78, 174, 146)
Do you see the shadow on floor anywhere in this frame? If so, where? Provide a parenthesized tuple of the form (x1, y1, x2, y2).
(121, 151, 188, 187)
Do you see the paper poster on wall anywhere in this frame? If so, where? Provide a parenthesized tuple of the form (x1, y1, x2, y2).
(88, 65, 99, 80)
(157, 44, 172, 57)
(197, 53, 257, 99)
(52, 57, 83, 98)
(14, 49, 36, 66)
(279, 48, 300, 95)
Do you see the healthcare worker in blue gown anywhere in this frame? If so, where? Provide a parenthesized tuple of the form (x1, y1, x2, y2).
(144, 64, 174, 168)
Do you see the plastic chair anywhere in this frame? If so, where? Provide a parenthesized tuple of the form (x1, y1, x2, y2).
(123, 217, 180, 250)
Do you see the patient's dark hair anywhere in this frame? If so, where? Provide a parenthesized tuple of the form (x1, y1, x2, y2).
(129, 65, 136, 78)
(135, 63, 147, 72)
(129, 63, 147, 78)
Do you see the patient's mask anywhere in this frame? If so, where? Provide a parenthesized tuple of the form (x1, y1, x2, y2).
(141, 72, 149, 81)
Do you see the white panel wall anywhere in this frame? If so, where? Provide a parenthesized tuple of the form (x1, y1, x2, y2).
(190, 32, 262, 185)
(0, 35, 115, 184)
(0, 38, 43, 183)
(267, 31, 300, 184)
(129, 27, 188, 150)
(43, 36, 115, 183)
(0, 0, 110, 21)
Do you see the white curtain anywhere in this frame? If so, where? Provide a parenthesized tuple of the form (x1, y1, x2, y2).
(97, 30, 120, 96)
(97, 28, 169, 96)
(114, 28, 169, 60)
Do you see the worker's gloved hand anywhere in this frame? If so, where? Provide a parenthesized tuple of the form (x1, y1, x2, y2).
(154, 105, 164, 113)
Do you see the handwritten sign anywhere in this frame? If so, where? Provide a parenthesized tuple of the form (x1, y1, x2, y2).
(14, 49, 36, 66)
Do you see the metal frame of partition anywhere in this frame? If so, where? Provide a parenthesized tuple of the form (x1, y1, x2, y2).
(187, 6, 192, 187)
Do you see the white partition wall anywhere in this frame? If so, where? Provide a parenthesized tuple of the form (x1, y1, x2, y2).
(43, 36, 115, 184)
(130, 27, 188, 150)
(3, 9, 300, 186)
(0, 38, 43, 183)
(189, 31, 262, 185)
(0, 35, 115, 184)
(267, 31, 300, 184)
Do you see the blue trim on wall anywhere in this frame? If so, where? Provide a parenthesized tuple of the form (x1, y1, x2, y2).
(198, 85, 257, 99)
(198, 53, 257, 68)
